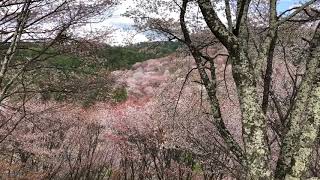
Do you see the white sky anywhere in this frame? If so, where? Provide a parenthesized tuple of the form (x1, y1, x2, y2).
(86, 0, 303, 46)
(85, 0, 148, 46)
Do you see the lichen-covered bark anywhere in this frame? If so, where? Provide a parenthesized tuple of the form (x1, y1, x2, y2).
(276, 23, 320, 179)
(197, 0, 238, 52)
(180, 0, 245, 166)
(233, 49, 271, 179)
(284, 83, 320, 179)
(282, 29, 320, 180)
(230, 2, 271, 179)
(198, 0, 271, 178)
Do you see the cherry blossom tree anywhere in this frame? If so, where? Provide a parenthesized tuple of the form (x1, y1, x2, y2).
(0, 0, 117, 144)
(129, 0, 320, 179)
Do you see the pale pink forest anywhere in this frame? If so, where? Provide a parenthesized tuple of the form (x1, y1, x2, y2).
(0, 51, 312, 179)
(1, 0, 320, 179)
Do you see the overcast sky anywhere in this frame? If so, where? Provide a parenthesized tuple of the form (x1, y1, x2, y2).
(93, 0, 303, 46)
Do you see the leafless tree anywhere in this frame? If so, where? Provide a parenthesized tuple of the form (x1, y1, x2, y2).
(129, 0, 320, 179)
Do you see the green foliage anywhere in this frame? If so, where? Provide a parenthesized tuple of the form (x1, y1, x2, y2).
(6, 41, 179, 106)
(4, 43, 113, 106)
(112, 87, 128, 103)
(98, 41, 181, 70)
(192, 163, 202, 172)
(180, 151, 195, 167)
(49, 55, 82, 69)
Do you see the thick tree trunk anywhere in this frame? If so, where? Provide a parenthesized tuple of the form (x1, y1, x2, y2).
(276, 23, 320, 179)
(285, 80, 320, 179)
(197, 0, 271, 178)
(232, 50, 271, 179)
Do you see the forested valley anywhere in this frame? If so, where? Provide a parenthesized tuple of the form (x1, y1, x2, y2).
(0, 0, 320, 179)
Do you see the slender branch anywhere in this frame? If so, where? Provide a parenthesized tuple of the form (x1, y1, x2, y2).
(276, 0, 317, 26)
(197, 0, 238, 51)
(0, 0, 31, 87)
(181, 0, 245, 166)
(261, 0, 278, 114)
(224, 0, 233, 33)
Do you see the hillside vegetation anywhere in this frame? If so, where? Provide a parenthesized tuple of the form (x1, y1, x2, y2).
(8, 41, 181, 71)
(2, 41, 181, 106)
(97, 41, 182, 70)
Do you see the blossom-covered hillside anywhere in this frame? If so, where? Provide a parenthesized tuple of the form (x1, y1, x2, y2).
(0, 49, 299, 179)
